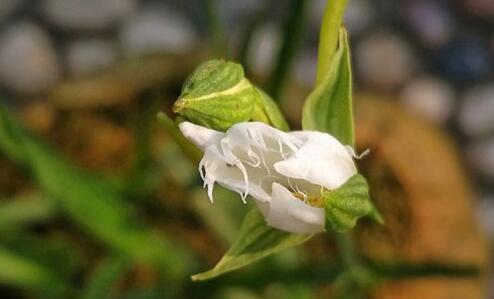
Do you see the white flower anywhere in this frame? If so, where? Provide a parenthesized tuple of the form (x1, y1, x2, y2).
(179, 121, 358, 234)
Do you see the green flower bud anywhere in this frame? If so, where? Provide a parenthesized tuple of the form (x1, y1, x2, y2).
(173, 59, 289, 131)
(173, 60, 258, 131)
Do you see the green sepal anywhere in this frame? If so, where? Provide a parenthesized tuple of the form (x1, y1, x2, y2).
(323, 174, 374, 232)
(191, 208, 312, 281)
(253, 87, 290, 131)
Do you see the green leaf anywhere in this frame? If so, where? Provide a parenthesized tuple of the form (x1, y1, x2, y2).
(0, 193, 57, 230)
(0, 246, 67, 298)
(0, 103, 192, 281)
(191, 208, 312, 281)
(302, 28, 354, 146)
(3, 232, 83, 280)
(191, 186, 247, 246)
(81, 257, 129, 299)
(323, 174, 372, 232)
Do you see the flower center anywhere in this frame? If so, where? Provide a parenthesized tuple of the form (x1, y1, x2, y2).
(292, 191, 324, 208)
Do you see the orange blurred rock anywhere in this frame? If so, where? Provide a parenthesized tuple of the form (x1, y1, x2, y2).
(51, 113, 134, 173)
(354, 95, 489, 298)
(372, 278, 484, 299)
(48, 51, 207, 109)
(19, 100, 56, 134)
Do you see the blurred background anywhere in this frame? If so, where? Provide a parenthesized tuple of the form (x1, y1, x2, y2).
(0, 0, 492, 298)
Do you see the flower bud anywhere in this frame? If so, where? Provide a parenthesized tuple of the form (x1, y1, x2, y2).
(173, 60, 259, 131)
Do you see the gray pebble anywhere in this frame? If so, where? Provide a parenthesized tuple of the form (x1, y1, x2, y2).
(467, 138, 494, 181)
(0, 22, 60, 94)
(475, 194, 494, 240)
(309, 0, 375, 35)
(119, 4, 197, 56)
(249, 24, 281, 75)
(65, 39, 118, 77)
(400, 76, 455, 125)
(344, 0, 376, 35)
(458, 83, 494, 137)
(404, 1, 453, 48)
(42, 0, 136, 31)
(294, 49, 317, 87)
(0, 0, 23, 21)
(355, 31, 417, 91)
(220, 0, 262, 28)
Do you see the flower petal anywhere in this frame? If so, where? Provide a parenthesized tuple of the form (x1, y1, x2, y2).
(200, 145, 271, 202)
(274, 131, 357, 190)
(263, 183, 325, 234)
(178, 121, 225, 150)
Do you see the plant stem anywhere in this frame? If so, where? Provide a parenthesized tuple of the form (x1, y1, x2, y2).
(268, 0, 309, 101)
(157, 112, 202, 164)
(316, 0, 349, 85)
(334, 232, 369, 299)
(205, 0, 228, 58)
(336, 232, 360, 272)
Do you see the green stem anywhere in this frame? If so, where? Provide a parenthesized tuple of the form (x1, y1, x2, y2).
(126, 94, 155, 196)
(334, 232, 370, 299)
(316, 0, 349, 85)
(268, 0, 309, 101)
(336, 232, 360, 272)
(156, 112, 202, 164)
(205, 0, 228, 58)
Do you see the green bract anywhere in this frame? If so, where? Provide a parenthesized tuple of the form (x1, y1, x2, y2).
(323, 174, 373, 232)
(173, 60, 288, 131)
(302, 28, 354, 146)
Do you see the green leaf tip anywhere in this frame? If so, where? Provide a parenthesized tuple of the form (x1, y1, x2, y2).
(368, 202, 385, 225)
(191, 209, 312, 281)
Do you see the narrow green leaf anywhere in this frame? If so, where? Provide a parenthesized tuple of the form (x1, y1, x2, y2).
(0, 104, 191, 281)
(81, 257, 129, 299)
(0, 246, 67, 298)
(0, 193, 57, 229)
(323, 174, 372, 232)
(191, 208, 312, 281)
(191, 186, 246, 246)
(302, 28, 354, 146)
(3, 233, 83, 282)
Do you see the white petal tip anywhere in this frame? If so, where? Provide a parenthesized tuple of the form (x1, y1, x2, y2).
(178, 121, 224, 150)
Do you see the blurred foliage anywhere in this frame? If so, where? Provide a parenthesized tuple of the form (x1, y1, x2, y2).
(0, 100, 333, 298)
